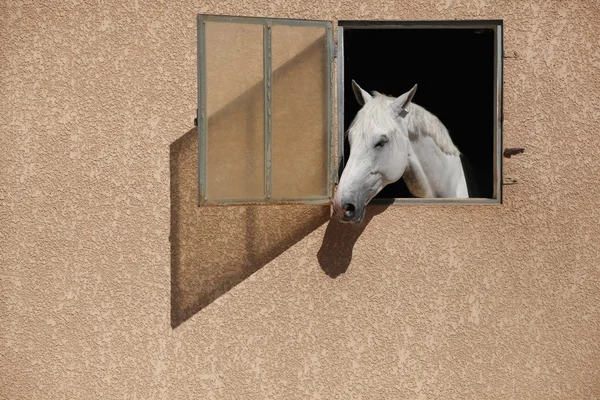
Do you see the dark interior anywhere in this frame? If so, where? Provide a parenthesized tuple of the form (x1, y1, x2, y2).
(341, 27, 496, 199)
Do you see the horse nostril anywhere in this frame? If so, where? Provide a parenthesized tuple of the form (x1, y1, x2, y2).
(343, 203, 356, 218)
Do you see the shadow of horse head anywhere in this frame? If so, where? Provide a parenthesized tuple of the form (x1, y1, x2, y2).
(317, 201, 391, 278)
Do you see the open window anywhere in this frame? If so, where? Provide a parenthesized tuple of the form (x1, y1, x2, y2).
(196, 15, 334, 205)
(338, 20, 503, 204)
(196, 15, 503, 206)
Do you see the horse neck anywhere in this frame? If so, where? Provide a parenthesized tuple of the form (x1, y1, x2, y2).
(401, 106, 467, 198)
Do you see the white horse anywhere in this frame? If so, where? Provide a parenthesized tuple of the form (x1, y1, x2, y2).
(332, 80, 469, 223)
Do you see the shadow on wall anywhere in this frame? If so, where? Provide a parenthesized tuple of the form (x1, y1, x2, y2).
(170, 35, 337, 327)
(317, 203, 390, 278)
(170, 128, 330, 327)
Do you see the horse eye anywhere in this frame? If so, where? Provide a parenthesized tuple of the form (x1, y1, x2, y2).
(375, 137, 388, 148)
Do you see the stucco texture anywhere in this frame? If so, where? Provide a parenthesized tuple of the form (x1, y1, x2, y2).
(2, 0, 600, 399)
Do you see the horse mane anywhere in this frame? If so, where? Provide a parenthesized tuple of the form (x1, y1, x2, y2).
(349, 92, 460, 157)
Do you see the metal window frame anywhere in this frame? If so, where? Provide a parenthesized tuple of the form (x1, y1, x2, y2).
(197, 16, 504, 207)
(197, 14, 335, 206)
(337, 20, 504, 206)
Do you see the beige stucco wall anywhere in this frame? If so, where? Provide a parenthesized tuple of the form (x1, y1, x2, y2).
(2, 0, 600, 399)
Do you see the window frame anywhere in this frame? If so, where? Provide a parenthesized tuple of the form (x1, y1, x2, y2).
(196, 15, 504, 207)
(196, 14, 335, 206)
(337, 20, 504, 205)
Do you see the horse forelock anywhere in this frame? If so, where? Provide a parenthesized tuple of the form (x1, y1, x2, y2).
(348, 95, 398, 146)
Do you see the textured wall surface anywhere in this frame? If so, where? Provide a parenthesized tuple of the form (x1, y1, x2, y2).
(2, 0, 600, 399)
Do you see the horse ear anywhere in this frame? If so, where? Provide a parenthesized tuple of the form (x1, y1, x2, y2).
(392, 84, 418, 118)
(352, 80, 372, 106)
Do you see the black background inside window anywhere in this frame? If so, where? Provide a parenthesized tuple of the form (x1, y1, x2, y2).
(342, 28, 496, 199)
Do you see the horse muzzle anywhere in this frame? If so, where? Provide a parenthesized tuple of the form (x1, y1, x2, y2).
(332, 199, 365, 224)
